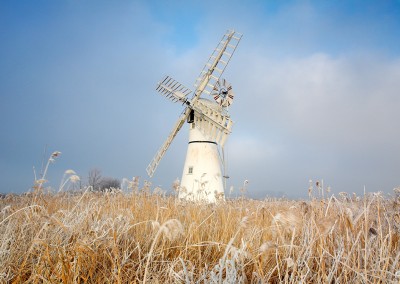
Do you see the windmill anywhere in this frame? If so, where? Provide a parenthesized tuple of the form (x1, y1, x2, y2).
(146, 30, 242, 203)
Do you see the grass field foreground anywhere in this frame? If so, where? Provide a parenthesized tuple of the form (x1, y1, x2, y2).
(0, 186, 399, 283)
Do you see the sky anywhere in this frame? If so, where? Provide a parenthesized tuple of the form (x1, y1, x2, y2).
(1, 0, 399, 198)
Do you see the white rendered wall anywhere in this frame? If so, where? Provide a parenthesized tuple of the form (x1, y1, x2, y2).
(179, 124, 224, 203)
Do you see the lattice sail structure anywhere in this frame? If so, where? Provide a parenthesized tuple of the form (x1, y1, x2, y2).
(146, 113, 186, 178)
(193, 31, 242, 98)
(156, 76, 192, 103)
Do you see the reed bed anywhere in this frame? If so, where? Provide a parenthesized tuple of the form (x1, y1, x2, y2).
(0, 188, 399, 283)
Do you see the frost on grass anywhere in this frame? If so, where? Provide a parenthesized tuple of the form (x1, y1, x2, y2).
(0, 189, 399, 283)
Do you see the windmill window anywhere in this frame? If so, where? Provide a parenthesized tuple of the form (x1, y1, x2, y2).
(188, 166, 193, 174)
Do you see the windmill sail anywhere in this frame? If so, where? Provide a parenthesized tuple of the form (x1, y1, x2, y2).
(146, 110, 189, 177)
(156, 76, 192, 103)
(193, 30, 242, 99)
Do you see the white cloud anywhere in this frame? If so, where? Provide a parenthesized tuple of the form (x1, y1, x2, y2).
(225, 49, 400, 195)
(233, 51, 400, 145)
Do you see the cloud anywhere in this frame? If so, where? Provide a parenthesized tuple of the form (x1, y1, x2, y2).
(225, 49, 400, 196)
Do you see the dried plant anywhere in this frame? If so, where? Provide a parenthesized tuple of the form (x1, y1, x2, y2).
(32, 151, 62, 193)
(0, 185, 399, 283)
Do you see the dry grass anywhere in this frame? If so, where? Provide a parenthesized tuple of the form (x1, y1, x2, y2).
(1, 187, 399, 283)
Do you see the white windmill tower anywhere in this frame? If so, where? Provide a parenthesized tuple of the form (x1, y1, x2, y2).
(146, 30, 242, 203)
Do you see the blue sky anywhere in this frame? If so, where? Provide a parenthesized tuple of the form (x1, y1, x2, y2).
(1, 0, 399, 198)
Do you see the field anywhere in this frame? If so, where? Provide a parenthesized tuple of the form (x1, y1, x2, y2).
(1, 185, 399, 283)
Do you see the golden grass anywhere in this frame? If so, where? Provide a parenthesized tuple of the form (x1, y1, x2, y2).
(1, 189, 399, 283)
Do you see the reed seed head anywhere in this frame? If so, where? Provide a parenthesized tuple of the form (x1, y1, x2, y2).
(69, 175, 80, 183)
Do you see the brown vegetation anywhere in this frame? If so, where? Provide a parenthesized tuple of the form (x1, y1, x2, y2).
(0, 188, 399, 283)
